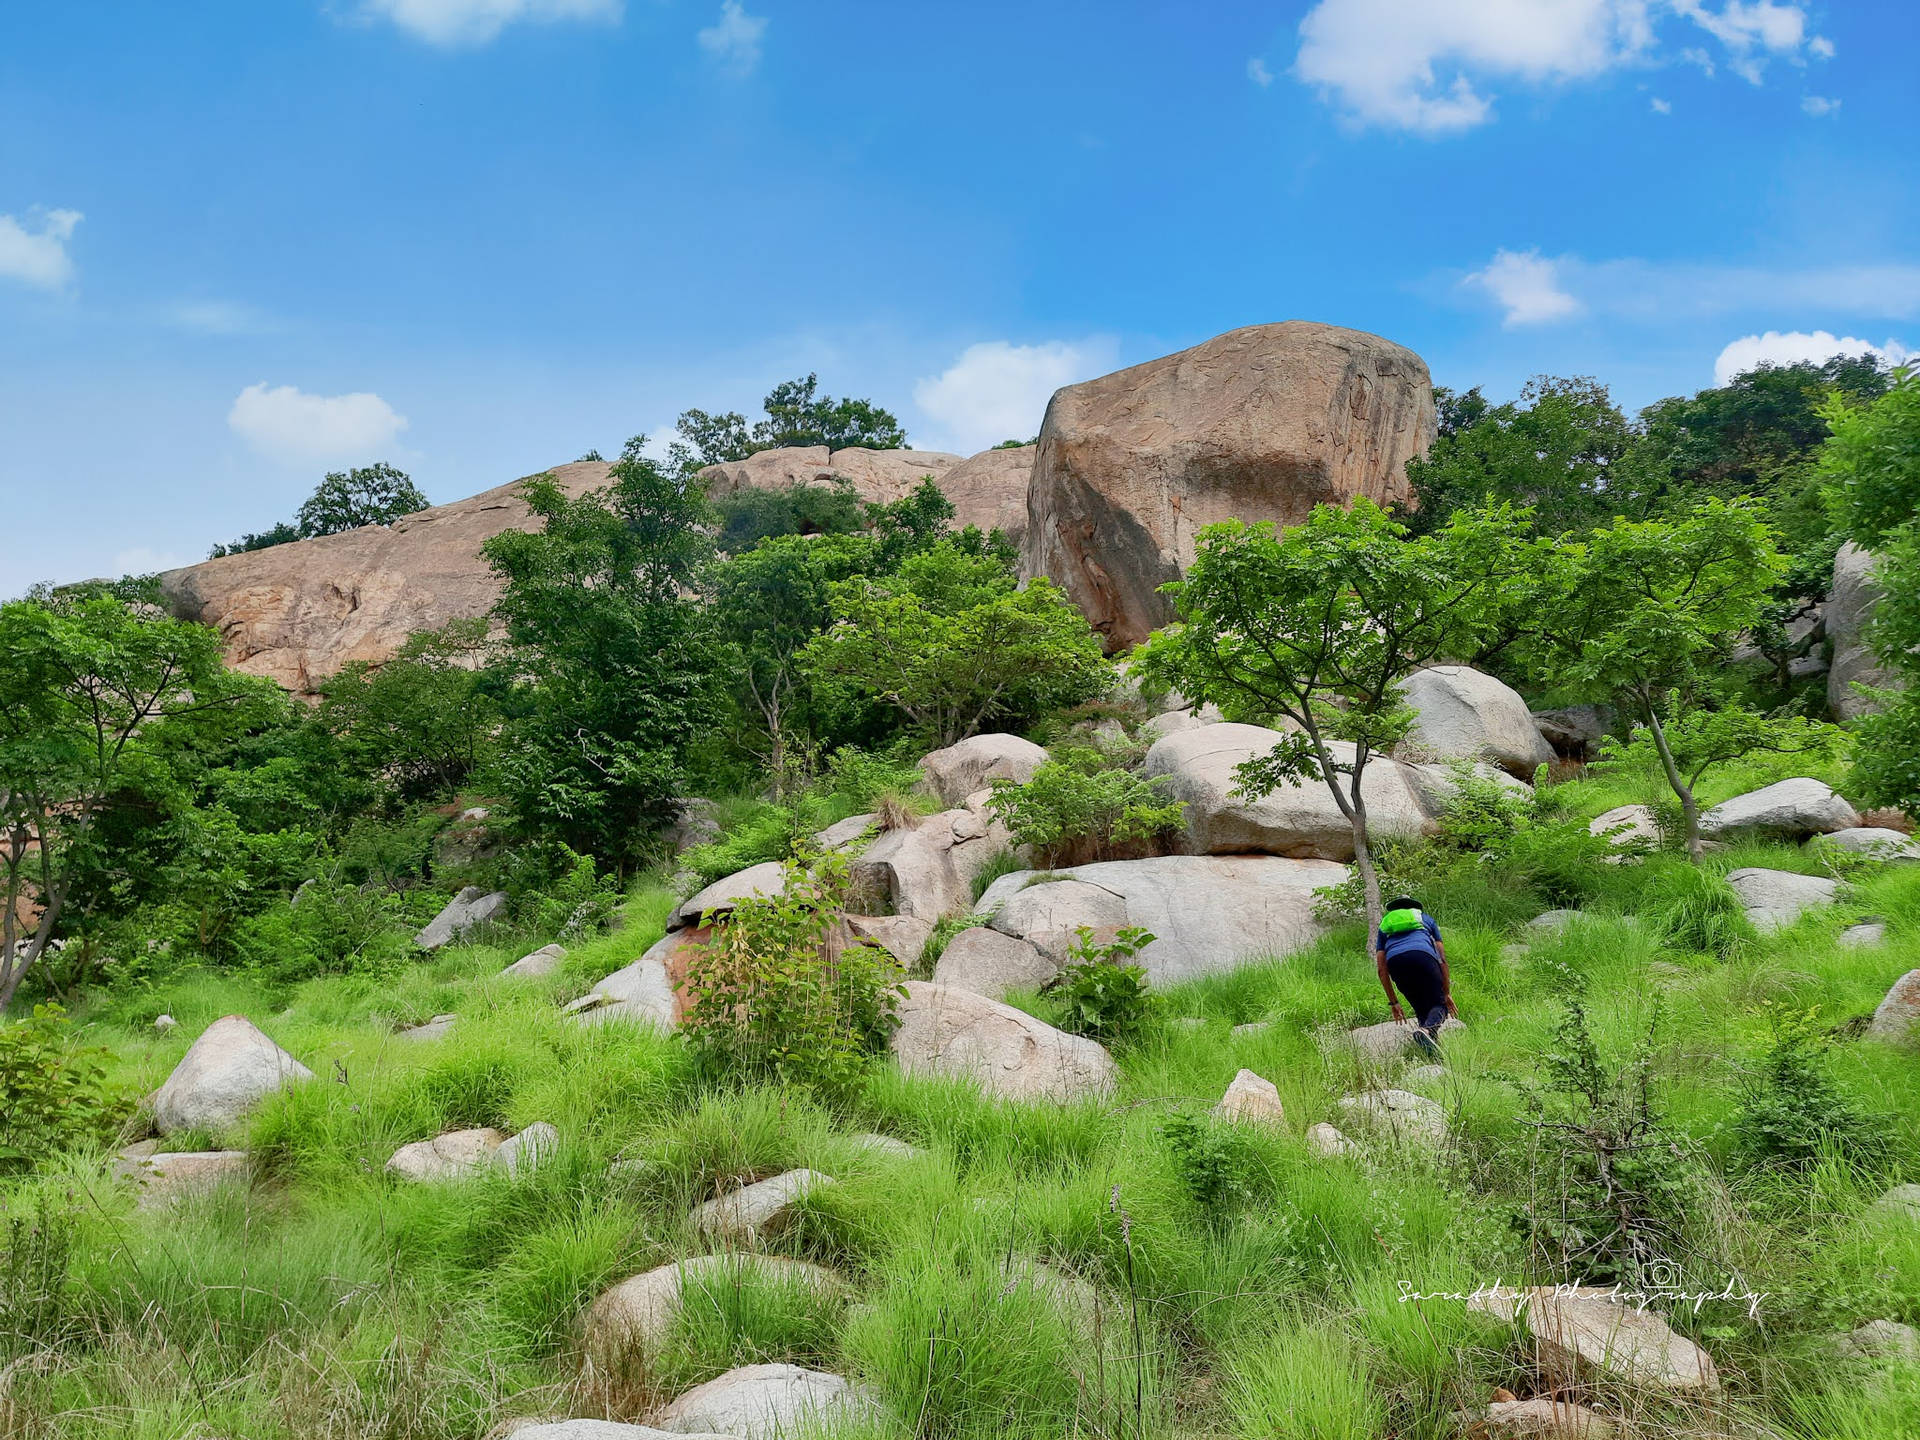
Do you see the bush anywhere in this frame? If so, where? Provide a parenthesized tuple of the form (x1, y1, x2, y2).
(680, 849, 905, 1096)
(1161, 1111, 1255, 1220)
(984, 752, 1183, 867)
(511, 844, 622, 940)
(1042, 926, 1159, 1042)
(0, 1194, 78, 1360)
(1642, 860, 1753, 957)
(230, 878, 416, 982)
(1731, 1006, 1888, 1173)
(0, 1004, 125, 1173)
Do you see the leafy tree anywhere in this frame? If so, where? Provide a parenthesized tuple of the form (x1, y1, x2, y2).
(1403, 377, 1635, 535)
(984, 751, 1184, 867)
(318, 619, 497, 800)
(482, 439, 716, 867)
(0, 592, 264, 1009)
(208, 520, 300, 559)
(1822, 367, 1920, 816)
(667, 375, 906, 473)
(1527, 500, 1785, 857)
(802, 542, 1107, 747)
(1137, 499, 1540, 940)
(295, 462, 429, 537)
(714, 478, 868, 553)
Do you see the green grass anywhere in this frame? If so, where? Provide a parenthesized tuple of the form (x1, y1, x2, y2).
(8, 794, 1920, 1439)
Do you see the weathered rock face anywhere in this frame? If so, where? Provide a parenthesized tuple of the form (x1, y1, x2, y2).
(1699, 778, 1861, 841)
(1867, 969, 1920, 1040)
(1023, 322, 1435, 650)
(698, 443, 1029, 541)
(1829, 543, 1899, 720)
(152, 1015, 314, 1134)
(931, 926, 1056, 999)
(849, 794, 1014, 921)
(936, 444, 1035, 547)
(889, 980, 1117, 1102)
(1142, 724, 1435, 860)
(1726, 867, 1839, 933)
(919, 733, 1050, 807)
(1395, 666, 1553, 780)
(158, 461, 611, 693)
(975, 854, 1346, 984)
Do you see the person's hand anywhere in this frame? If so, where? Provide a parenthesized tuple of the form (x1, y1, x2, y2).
(1390, 1001, 1406, 1023)
(1446, 997, 1459, 1018)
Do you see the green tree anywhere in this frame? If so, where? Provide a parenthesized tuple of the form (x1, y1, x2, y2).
(317, 618, 497, 800)
(295, 462, 429, 537)
(1403, 377, 1636, 535)
(667, 375, 907, 472)
(1138, 499, 1540, 938)
(1594, 699, 1839, 837)
(1528, 500, 1786, 857)
(1821, 367, 1920, 817)
(481, 440, 716, 867)
(802, 542, 1107, 747)
(0, 592, 263, 1009)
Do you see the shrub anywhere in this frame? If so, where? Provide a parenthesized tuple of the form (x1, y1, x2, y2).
(230, 878, 416, 982)
(1042, 926, 1159, 1042)
(985, 752, 1183, 867)
(0, 1004, 125, 1173)
(0, 1193, 78, 1360)
(1642, 860, 1753, 957)
(678, 803, 808, 890)
(519, 845, 623, 940)
(1161, 1111, 1254, 1221)
(1731, 1006, 1888, 1173)
(680, 849, 905, 1096)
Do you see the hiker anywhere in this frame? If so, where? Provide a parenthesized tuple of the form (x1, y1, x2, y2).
(1375, 895, 1457, 1055)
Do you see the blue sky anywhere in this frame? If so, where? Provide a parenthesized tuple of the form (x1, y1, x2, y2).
(3, 0, 1915, 595)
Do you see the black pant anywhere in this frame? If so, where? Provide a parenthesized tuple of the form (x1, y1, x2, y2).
(1387, 951, 1449, 1051)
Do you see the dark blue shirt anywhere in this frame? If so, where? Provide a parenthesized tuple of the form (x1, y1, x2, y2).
(1376, 912, 1441, 962)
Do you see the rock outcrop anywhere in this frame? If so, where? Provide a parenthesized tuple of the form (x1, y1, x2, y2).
(889, 980, 1117, 1102)
(849, 793, 1014, 921)
(931, 926, 1055, 998)
(1395, 666, 1553, 779)
(158, 461, 611, 693)
(701, 446, 962, 508)
(975, 854, 1346, 984)
(935, 444, 1035, 547)
(1023, 322, 1435, 649)
(151, 1015, 313, 1134)
(1829, 543, 1899, 720)
(919, 733, 1049, 807)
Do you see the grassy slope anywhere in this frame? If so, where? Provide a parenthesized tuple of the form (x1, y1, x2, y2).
(7, 764, 1920, 1440)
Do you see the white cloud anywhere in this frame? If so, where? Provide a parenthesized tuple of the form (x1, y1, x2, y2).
(697, 1, 767, 75)
(1248, 57, 1274, 87)
(1464, 248, 1583, 326)
(228, 383, 410, 465)
(165, 299, 273, 335)
(913, 339, 1120, 454)
(1650, 95, 1672, 112)
(1801, 94, 1839, 116)
(1294, 0, 1822, 135)
(357, 0, 620, 47)
(0, 208, 83, 290)
(1713, 331, 1911, 385)
(1808, 34, 1834, 58)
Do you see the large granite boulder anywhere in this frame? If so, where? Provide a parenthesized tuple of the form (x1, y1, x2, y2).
(672, 862, 787, 928)
(1023, 322, 1434, 650)
(1698, 778, 1861, 841)
(1725, 867, 1839, 932)
(849, 795, 1014, 921)
(919, 732, 1050, 807)
(1818, 827, 1920, 861)
(1395, 666, 1553, 779)
(584, 1257, 844, 1371)
(1866, 970, 1920, 1041)
(415, 886, 508, 949)
(890, 980, 1117, 1102)
(563, 930, 688, 1030)
(653, 1364, 887, 1440)
(1532, 705, 1613, 761)
(1470, 1286, 1719, 1393)
(151, 1015, 314, 1134)
(158, 461, 610, 694)
(1142, 724, 1434, 860)
(1829, 543, 1899, 720)
(976, 855, 1345, 984)
(937, 444, 1035, 547)
(931, 927, 1056, 998)
(844, 913, 933, 967)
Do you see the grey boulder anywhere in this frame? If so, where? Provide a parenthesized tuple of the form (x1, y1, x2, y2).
(692, 1169, 834, 1245)
(673, 862, 787, 928)
(415, 886, 508, 949)
(1336, 1088, 1446, 1149)
(502, 942, 568, 979)
(1829, 543, 1899, 720)
(121, 1150, 251, 1210)
(919, 732, 1049, 807)
(1818, 827, 1920, 861)
(151, 1015, 314, 1134)
(653, 1363, 887, 1440)
(1866, 969, 1920, 1041)
(584, 1257, 844, 1370)
(1725, 867, 1839, 933)
(1469, 1285, 1718, 1393)
(1395, 665, 1553, 779)
(849, 794, 1013, 921)
(1698, 778, 1860, 841)
(890, 980, 1117, 1103)
(386, 1127, 509, 1182)
(932, 927, 1056, 998)
(564, 931, 684, 1030)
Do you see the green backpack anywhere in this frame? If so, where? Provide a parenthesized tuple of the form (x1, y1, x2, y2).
(1379, 907, 1425, 935)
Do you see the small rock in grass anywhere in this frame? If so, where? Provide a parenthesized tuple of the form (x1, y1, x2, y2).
(1725, 867, 1838, 933)
(1306, 1122, 1354, 1158)
(1346, 1016, 1464, 1064)
(1832, 1319, 1920, 1365)
(1404, 1064, 1447, 1087)
(849, 1132, 922, 1160)
(1337, 1088, 1446, 1149)
(501, 943, 567, 979)
(1230, 1020, 1271, 1038)
(121, 1150, 251, 1210)
(415, 886, 508, 949)
(511, 1424, 725, 1440)
(1866, 969, 1920, 1040)
(1481, 1396, 1617, 1437)
(692, 1169, 834, 1245)
(584, 1258, 844, 1368)
(653, 1363, 887, 1440)
(386, 1127, 509, 1182)
(1840, 921, 1888, 949)
(1526, 909, 1578, 933)
(1212, 1068, 1284, 1125)
(400, 1013, 458, 1042)
(153, 1014, 178, 1033)
(494, 1122, 560, 1179)
(1870, 1183, 1920, 1222)
(1469, 1285, 1718, 1393)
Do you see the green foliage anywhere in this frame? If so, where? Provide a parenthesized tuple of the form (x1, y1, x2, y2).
(668, 373, 906, 473)
(1640, 860, 1753, 958)
(0, 1005, 123, 1172)
(803, 541, 1108, 746)
(1042, 925, 1158, 1042)
(1823, 367, 1920, 818)
(1731, 1006, 1888, 1173)
(983, 750, 1183, 867)
(0, 1194, 78, 1360)
(1433, 763, 1624, 906)
(483, 442, 714, 867)
(1594, 699, 1840, 802)
(712, 478, 866, 551)
(1223, 1320, 1382, 1440)
(1160, 1111, 1254, 1219)
(207, 519, 301, 558)
(679, 849, 905, 1096)
(517, 845, 623, 941)
(317, 618, 496, 800)
(229, 875, 417, 982)
(209, 463, 428, 557)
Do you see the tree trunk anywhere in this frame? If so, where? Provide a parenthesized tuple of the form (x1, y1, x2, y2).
(1640, 691, 1701, 860)
(1348, 770, 1382, 952)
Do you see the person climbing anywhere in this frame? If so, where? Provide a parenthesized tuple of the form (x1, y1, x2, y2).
(1375, 895, 1457, 1056)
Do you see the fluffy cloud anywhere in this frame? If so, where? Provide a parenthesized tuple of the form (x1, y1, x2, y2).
(357, 0, 620, 47)
(1464, 249, 1582, 326)
(1713, 331, 1911, 386)
(1650, 95, 1673, 112)
(1293, 0, 1827, 135)
(228, 383, 410, 465)
(0, 208, 83, 290)
(697, 1, 767, 75)
(1801, 94, 1839, 116)
(913, 339, 1120, 455)
(1248, 57, 1275, 87)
